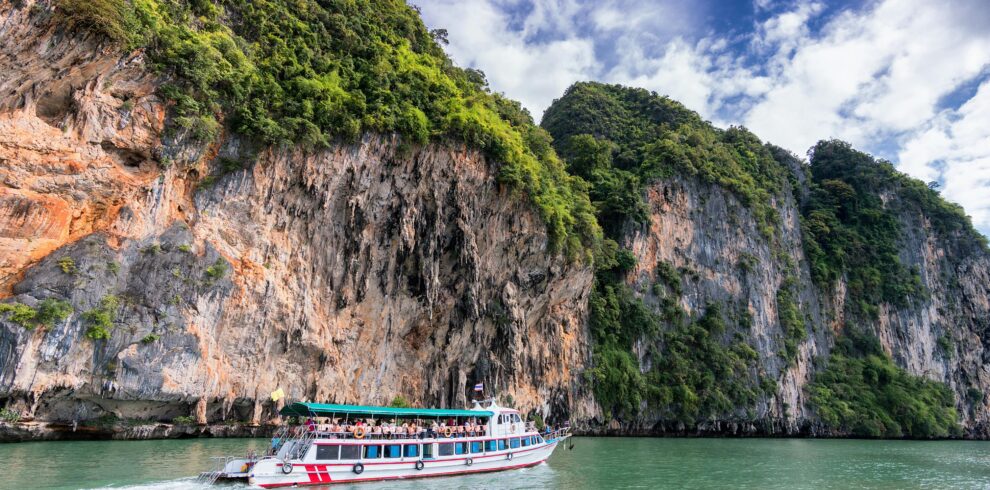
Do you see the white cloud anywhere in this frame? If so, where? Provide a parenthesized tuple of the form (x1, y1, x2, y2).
(418, 0, 596, 116)
(899, 80, 990, 228)
(754, 2, 822, 54)
(418, 0, 990, 232)
(740, 0, 990, 230)
(746, 0, 990, 149)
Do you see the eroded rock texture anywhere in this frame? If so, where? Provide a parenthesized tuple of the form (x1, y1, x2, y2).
(0, 4, 591, 430)
(1, 2, 988, 440)
(585, 164, 990, 437)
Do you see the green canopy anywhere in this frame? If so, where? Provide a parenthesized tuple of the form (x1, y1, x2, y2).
(280, 402, 493, 419)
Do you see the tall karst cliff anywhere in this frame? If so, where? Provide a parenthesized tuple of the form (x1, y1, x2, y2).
(543, 82, 990, 438)
(0, 0, 595, 438)
(1, 1, 988, 441)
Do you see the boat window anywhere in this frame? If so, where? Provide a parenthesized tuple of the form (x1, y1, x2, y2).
(510, 438, 520, 449)
(404, 444, 419, 458)
(385, 445, 402, 458)
(340, 445, 361, 460)
(454, 442, 466, 455)
(438, 443, 454, 456)
(537, 436, 545, 444)
(470, 441, 482, 453)
(423, 444, 434, 459)
(485, 440, 497, 451)
(316, 445, 340, 460)
(364, 445, 381, 459)
(521, 437, 530, 447)
(498, 439, 507, 451)
(497, 415, 503, 424)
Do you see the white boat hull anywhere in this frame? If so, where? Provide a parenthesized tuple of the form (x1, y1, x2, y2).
(226, 438, 561, 487)
(201, 401, 569, 487)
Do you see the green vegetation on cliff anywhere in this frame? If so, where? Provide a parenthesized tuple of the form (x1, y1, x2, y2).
(53, 0, 599, 256)
(0, 299, 73, 330)
(801, 140, 986, 315)
(548, 83, 783, 421)
(543, 82, 791, 238)
(586, 258, 767, 421)
(83, 295, 120, 340)
(808, 328, 960, 438)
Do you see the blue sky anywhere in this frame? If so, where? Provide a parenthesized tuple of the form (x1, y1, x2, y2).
(417, 0, 990, 236)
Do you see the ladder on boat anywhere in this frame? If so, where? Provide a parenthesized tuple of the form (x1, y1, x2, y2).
(197, 456, 235, 485)
(291, 426, 319, 460)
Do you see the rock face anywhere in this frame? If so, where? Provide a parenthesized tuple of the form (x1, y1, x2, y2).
(0, 4, 591, 432)
(572, 155, 990, 438)
(874, 201, 990, 436)
(598, 174, 830, 435)
(1, 3, 989, 440)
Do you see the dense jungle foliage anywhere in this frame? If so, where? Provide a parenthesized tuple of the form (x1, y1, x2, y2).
(543, 82, 792, 238)
(51, 1, 981, 432)
(545, 83, 783, 420)
(807, 328, 960, 438)
(801, 140, 987, 316)
(54, 0, 600, 256)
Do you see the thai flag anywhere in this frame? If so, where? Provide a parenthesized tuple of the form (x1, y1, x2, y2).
(473, 383, 484, 392)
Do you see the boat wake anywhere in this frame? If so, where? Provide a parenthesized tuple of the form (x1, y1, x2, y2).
(91, 476, 251, 490)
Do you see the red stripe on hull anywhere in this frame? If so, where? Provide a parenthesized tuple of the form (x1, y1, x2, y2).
(292, 442, 551, 467)
(256, 459, 546, 488)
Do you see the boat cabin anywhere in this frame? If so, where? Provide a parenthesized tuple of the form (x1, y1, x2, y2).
(198, 400, 570, 486)
(272, 401, 549, 465)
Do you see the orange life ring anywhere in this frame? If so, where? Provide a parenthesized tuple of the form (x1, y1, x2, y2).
(354, 426, 366, 439)
(443, 426, 454, 438)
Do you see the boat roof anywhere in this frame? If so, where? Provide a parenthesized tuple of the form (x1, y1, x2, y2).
(280, 402, 494, 418)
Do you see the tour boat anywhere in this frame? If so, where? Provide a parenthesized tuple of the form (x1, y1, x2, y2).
(199, 400, 570, 487)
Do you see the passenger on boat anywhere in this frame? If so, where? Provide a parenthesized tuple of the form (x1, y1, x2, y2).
(429, 421, 439, 438)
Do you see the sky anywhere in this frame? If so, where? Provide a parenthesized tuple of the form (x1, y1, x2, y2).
(416, 0, 990, 236)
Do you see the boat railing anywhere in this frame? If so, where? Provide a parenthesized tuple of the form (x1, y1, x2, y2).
(285, 429, 494, 440)
(267, 425, 290, 455)
(271, 425, 558, 447)
(197, 456, 235, 485)
(289, 427, 319, 461)
(545, 426, 571, 442)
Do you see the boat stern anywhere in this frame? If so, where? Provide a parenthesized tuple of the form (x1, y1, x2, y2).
(197, 456, 256, 484)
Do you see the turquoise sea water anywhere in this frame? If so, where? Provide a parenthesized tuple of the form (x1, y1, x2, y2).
(2, 437, 990, 489)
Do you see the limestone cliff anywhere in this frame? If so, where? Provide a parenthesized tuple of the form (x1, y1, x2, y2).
(0, 2, 591, 438)
(544, 82, 990, 438)
(589, 169, 990, 437)
(1, 1, 989, 442)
